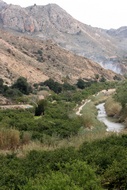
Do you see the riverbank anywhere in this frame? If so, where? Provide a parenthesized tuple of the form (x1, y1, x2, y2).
(75, 88, 125, 133)
(96, 103, 125, 133)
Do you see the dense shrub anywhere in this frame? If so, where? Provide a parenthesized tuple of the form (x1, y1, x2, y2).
(79, 135, 127, 189)
(76, 79, 91, 89)
(44, 79, 62, 93)
(114, 80, 127, 108)
(105, 97, 122, 117)
(0, 132, 127, 189)
(0, 128, 20, 150)
(22, 161, 102, 190)
(12, 77, 32, 95)
(4, 88, 22, 98)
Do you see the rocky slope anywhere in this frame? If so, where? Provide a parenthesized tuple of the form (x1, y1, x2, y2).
(0, 0, 127, 73)
(107, 27, 127, 38)
(0, 1, 127, 74)
(0, 29, 120, 85)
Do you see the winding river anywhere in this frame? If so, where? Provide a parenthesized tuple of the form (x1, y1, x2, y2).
(96, 103, 125, 132)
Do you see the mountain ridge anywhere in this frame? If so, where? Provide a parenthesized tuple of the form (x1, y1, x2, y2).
(0, 1, 127, 74)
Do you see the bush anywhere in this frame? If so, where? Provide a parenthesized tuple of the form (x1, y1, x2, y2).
(81, 113, 95, 129)
(105, 97, 122, 117)
(114, 80, 127, 108)
(37, 49, 43, 56)
(21, 131, 31, 145)
(99, 76, 106, 82)
(4, 88, 22, 98)
(0, 128, 20, 150)
(22, 160, 102, 190)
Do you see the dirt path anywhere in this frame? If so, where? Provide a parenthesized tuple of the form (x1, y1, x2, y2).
(0, 104, 33, 110)
(76, 89, 116, 116)
(76, 99, 91, 116)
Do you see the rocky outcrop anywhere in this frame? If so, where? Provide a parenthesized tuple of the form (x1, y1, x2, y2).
(0, 1, 127, 74)
(0, 4, 39, 32)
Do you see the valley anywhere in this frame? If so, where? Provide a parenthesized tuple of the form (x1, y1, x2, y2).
(0, 1, 127, 189)
(0, 77, 127, 189)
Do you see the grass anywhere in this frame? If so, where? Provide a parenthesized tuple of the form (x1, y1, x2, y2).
(80, 101, 106, 131)
(34, 116, 42, 120)
(16, 131, 109, 157)
(90, 92, 109, 105)
(0, 129, 126, 158)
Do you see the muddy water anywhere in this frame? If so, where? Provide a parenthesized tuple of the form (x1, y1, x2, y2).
(96, 103, 125, 132)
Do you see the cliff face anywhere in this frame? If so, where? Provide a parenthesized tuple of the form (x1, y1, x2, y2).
(0, 3, 39, 33)
(0, 1, 127, 74)
(0, 2, 81, 34)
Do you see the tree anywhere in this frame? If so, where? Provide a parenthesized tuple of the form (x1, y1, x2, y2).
(95, 74, 99, 80)
(0, 78, 4, 93)
(35, 99, 47, 116)
(76, 79, 85, 89)
(76, 79, 91, 89)
(44, 79, 62, 93)
(63, 82, 76, 91)
(12, 77, 32, 95)
(100, 76, 106, 82)
(0, 78, 3, 87)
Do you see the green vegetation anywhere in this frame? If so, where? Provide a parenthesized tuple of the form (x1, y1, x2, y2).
(99, 76, 106, 82)
(0, 77, 32, 99)
(0, 76, 127, 189)
(35, 99, 47, 116)
(104, 79, 127, 128)
(76, 78, 95, 89)
(79, 134, 127, 189)
(12, 77, 32, 95)
(80, 101, 105, 131)
(105, 97, 122, 117)
(0, 135, 127, 189)
(115, 80, 127, 108)
(41, 78, 75, 93)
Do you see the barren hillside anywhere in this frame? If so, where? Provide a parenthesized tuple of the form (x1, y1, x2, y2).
(0, 1, 127, 74)
(0, 29, 120, 85)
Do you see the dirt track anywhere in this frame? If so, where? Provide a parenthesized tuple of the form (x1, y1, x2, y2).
(0, 104, 33, 110)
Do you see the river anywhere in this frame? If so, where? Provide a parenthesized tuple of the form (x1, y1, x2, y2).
(96, 103, 125, 133)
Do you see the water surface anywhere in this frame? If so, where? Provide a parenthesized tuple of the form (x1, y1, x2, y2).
(96, 103, 125, 132)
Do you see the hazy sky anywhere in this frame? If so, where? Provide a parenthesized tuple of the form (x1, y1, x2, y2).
(4, 0, 127, 29)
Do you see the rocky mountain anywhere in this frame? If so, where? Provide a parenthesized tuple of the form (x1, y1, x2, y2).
(0, 0, 7, 10)
(0, 1, 127, 74)
(0, 29, 120, 85)
(107, 27, 127, 38)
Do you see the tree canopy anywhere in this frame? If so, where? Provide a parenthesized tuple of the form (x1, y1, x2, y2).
(12, 77, 32, 95)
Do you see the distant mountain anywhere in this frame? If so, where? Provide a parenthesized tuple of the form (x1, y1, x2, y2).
(0, 1, 127, 74)
(107, 26, 127, 38)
